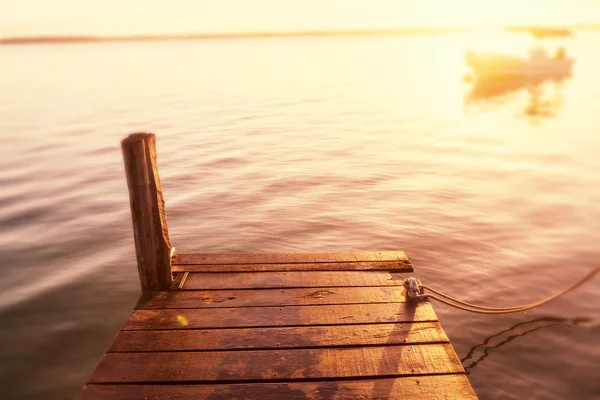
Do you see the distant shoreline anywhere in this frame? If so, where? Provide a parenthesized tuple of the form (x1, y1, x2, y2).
(0, 28, 462, 45)
(1, 25, 598, 45)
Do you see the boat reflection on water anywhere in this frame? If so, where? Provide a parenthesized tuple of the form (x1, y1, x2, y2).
(465, 75, 569, 121)
(523, 82, 566, 119)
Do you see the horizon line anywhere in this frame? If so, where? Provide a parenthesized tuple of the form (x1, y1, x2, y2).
(2, 24, 599, 45)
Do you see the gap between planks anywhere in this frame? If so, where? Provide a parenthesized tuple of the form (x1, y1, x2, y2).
(123, 302, 437, 330)
(108, 322, 449, 352)
(78, 374, 478, 400)
(136, 286, 410, 309)
(89, 343, 465, 383)
(174, 270, 407, 290)
(172, 261, 413, 273)
(174, 251, 408, 265)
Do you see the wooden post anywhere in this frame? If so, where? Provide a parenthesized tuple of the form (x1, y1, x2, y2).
(121, 133, 172, 292)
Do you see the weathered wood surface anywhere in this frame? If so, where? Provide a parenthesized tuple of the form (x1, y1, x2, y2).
(90, 344, 463, 383)
(179, 271, 405, 289)
(136, 286, 409, 309)
(80, 250, 477, 399)
(124, 302, 437, 330)
(80, 375, 478, 400)
(174, 251, 408, 265)
(172, 260, 412, 273)
(109, 322, 449, 352)
(121, 133, 172, 292)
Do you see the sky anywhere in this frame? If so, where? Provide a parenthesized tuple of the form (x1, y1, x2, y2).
(1, 0, 600, 37)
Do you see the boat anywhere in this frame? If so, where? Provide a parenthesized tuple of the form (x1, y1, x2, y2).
(465, 46, 574, 80)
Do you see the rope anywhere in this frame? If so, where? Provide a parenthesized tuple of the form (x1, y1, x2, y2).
(404, 266, 599, 314)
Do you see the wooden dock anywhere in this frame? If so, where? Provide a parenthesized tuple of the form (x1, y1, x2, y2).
(78, 134, 478, 399)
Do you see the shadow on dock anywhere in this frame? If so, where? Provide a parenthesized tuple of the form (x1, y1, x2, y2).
(372, 301, 416, 399)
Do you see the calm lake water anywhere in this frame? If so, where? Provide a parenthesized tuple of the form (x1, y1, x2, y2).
(1, 32, 600, 399)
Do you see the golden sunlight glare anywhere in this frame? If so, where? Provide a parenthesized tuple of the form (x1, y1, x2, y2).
(0, 0, 598, 37)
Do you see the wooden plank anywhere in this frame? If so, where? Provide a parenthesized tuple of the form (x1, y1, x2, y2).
(137, 287, 408, 309)
(169, 272, 185, 291)
(121, 133, 172, 292)
(79, 374, 478, 399)
(180, 271, 405, 290)
(172, 260, 412, 273)
(89, 343, 464, 383)
(109, 322, 448, 352)
(174, 251, 408, 265)
(123, 302, 437, 330)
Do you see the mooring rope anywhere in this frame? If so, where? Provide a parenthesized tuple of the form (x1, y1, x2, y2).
(403, 266, 599, 314)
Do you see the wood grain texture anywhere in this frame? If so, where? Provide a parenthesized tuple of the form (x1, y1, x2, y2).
(172, 261, 413, 273)
(109, 322, 449, 352)
(174, 251, 408, 265)
(90, 343, 464, 383)
(123, 302, 437, 330)
(79, 375, 478, 400)
(180, 271, 405, 290)
(137, 287, 408, 309)
(121, 133, 172, 292)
